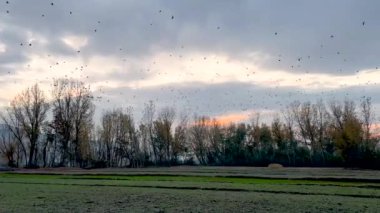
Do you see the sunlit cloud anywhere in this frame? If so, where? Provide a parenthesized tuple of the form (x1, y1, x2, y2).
(195, 109, 276, 126)
(125, 52, 380, 91)
(1, 49, 380, 109)
(210, 112, 251, 126)
(370, 123, 380, 138)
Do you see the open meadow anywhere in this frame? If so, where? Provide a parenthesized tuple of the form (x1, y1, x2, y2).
(1, 166, 380, 212)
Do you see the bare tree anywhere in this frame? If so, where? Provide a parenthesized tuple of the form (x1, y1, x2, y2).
(208, 119, 223, 164)
(0, 113, 28, 167)
(100, 110, 117, 166)
(361, 97, 373, 144)
(289, 101, 308, 146)
(0, 133, 17, 167)
(141, 101, 156, 164)
(99, 108, 142, 167)
(51, 79, 94, 167)
(190, 116, 209, 165)
(2, 84, 49, 167)
(116, 108, 141, 167)
(289, 100, 329, 163)
(155, 107, 175, 164)
(173, 113, 188, 164)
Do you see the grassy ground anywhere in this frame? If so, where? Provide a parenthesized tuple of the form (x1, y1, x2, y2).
(1, 167, 380, 212)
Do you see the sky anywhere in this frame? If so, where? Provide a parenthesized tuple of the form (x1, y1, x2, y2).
(0, 0, 380, 125)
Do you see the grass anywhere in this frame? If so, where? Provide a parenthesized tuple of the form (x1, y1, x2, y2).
(1, 167, 380, 212)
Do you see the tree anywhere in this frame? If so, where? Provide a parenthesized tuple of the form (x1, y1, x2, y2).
(99, 108, 142, 167)
(223, 123, 247, 165)
(0, 132, 17, 167)
(190, 116, 210, 165)
(208, 119, 224, 164)
(51, 79, 94, 167)
(360, 97, 374, 147)
(259, 124, 274, 163)
(281, 109, 298, 166)
(173, 113, 188, 164)
(329, 100, 363, 165)
(152, 107, 175, 165)
(140, 101, 156, 164)
(3, 84, 49, 167)
(270, 115, 300, 166)
(100, 110, 117, 166)
(114, 108, 141, 167)
(290, 100, 329, 164)
(0, 114, 28, 167)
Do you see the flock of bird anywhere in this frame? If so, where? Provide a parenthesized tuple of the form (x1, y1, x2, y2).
(1, 1, 378, 118)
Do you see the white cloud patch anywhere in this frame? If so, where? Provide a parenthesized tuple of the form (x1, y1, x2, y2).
(26, 30, 49, 46)
(62, 35, 88, 50)
(0, 43, 6, 53)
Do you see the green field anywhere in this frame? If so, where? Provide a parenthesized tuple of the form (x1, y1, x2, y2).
(1, 167, 380, 212)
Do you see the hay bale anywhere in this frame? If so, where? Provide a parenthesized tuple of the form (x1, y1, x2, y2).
(268, 163, 283, 169)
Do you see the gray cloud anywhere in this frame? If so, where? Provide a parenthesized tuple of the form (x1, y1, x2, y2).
(1, 0, 380, 123)
(1, 0, 380, 74)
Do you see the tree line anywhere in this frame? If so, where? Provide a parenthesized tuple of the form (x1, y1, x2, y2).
(0, 79, 379, 169)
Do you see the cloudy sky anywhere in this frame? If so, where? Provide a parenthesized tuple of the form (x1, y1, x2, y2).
(0, 0, 379, 124)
